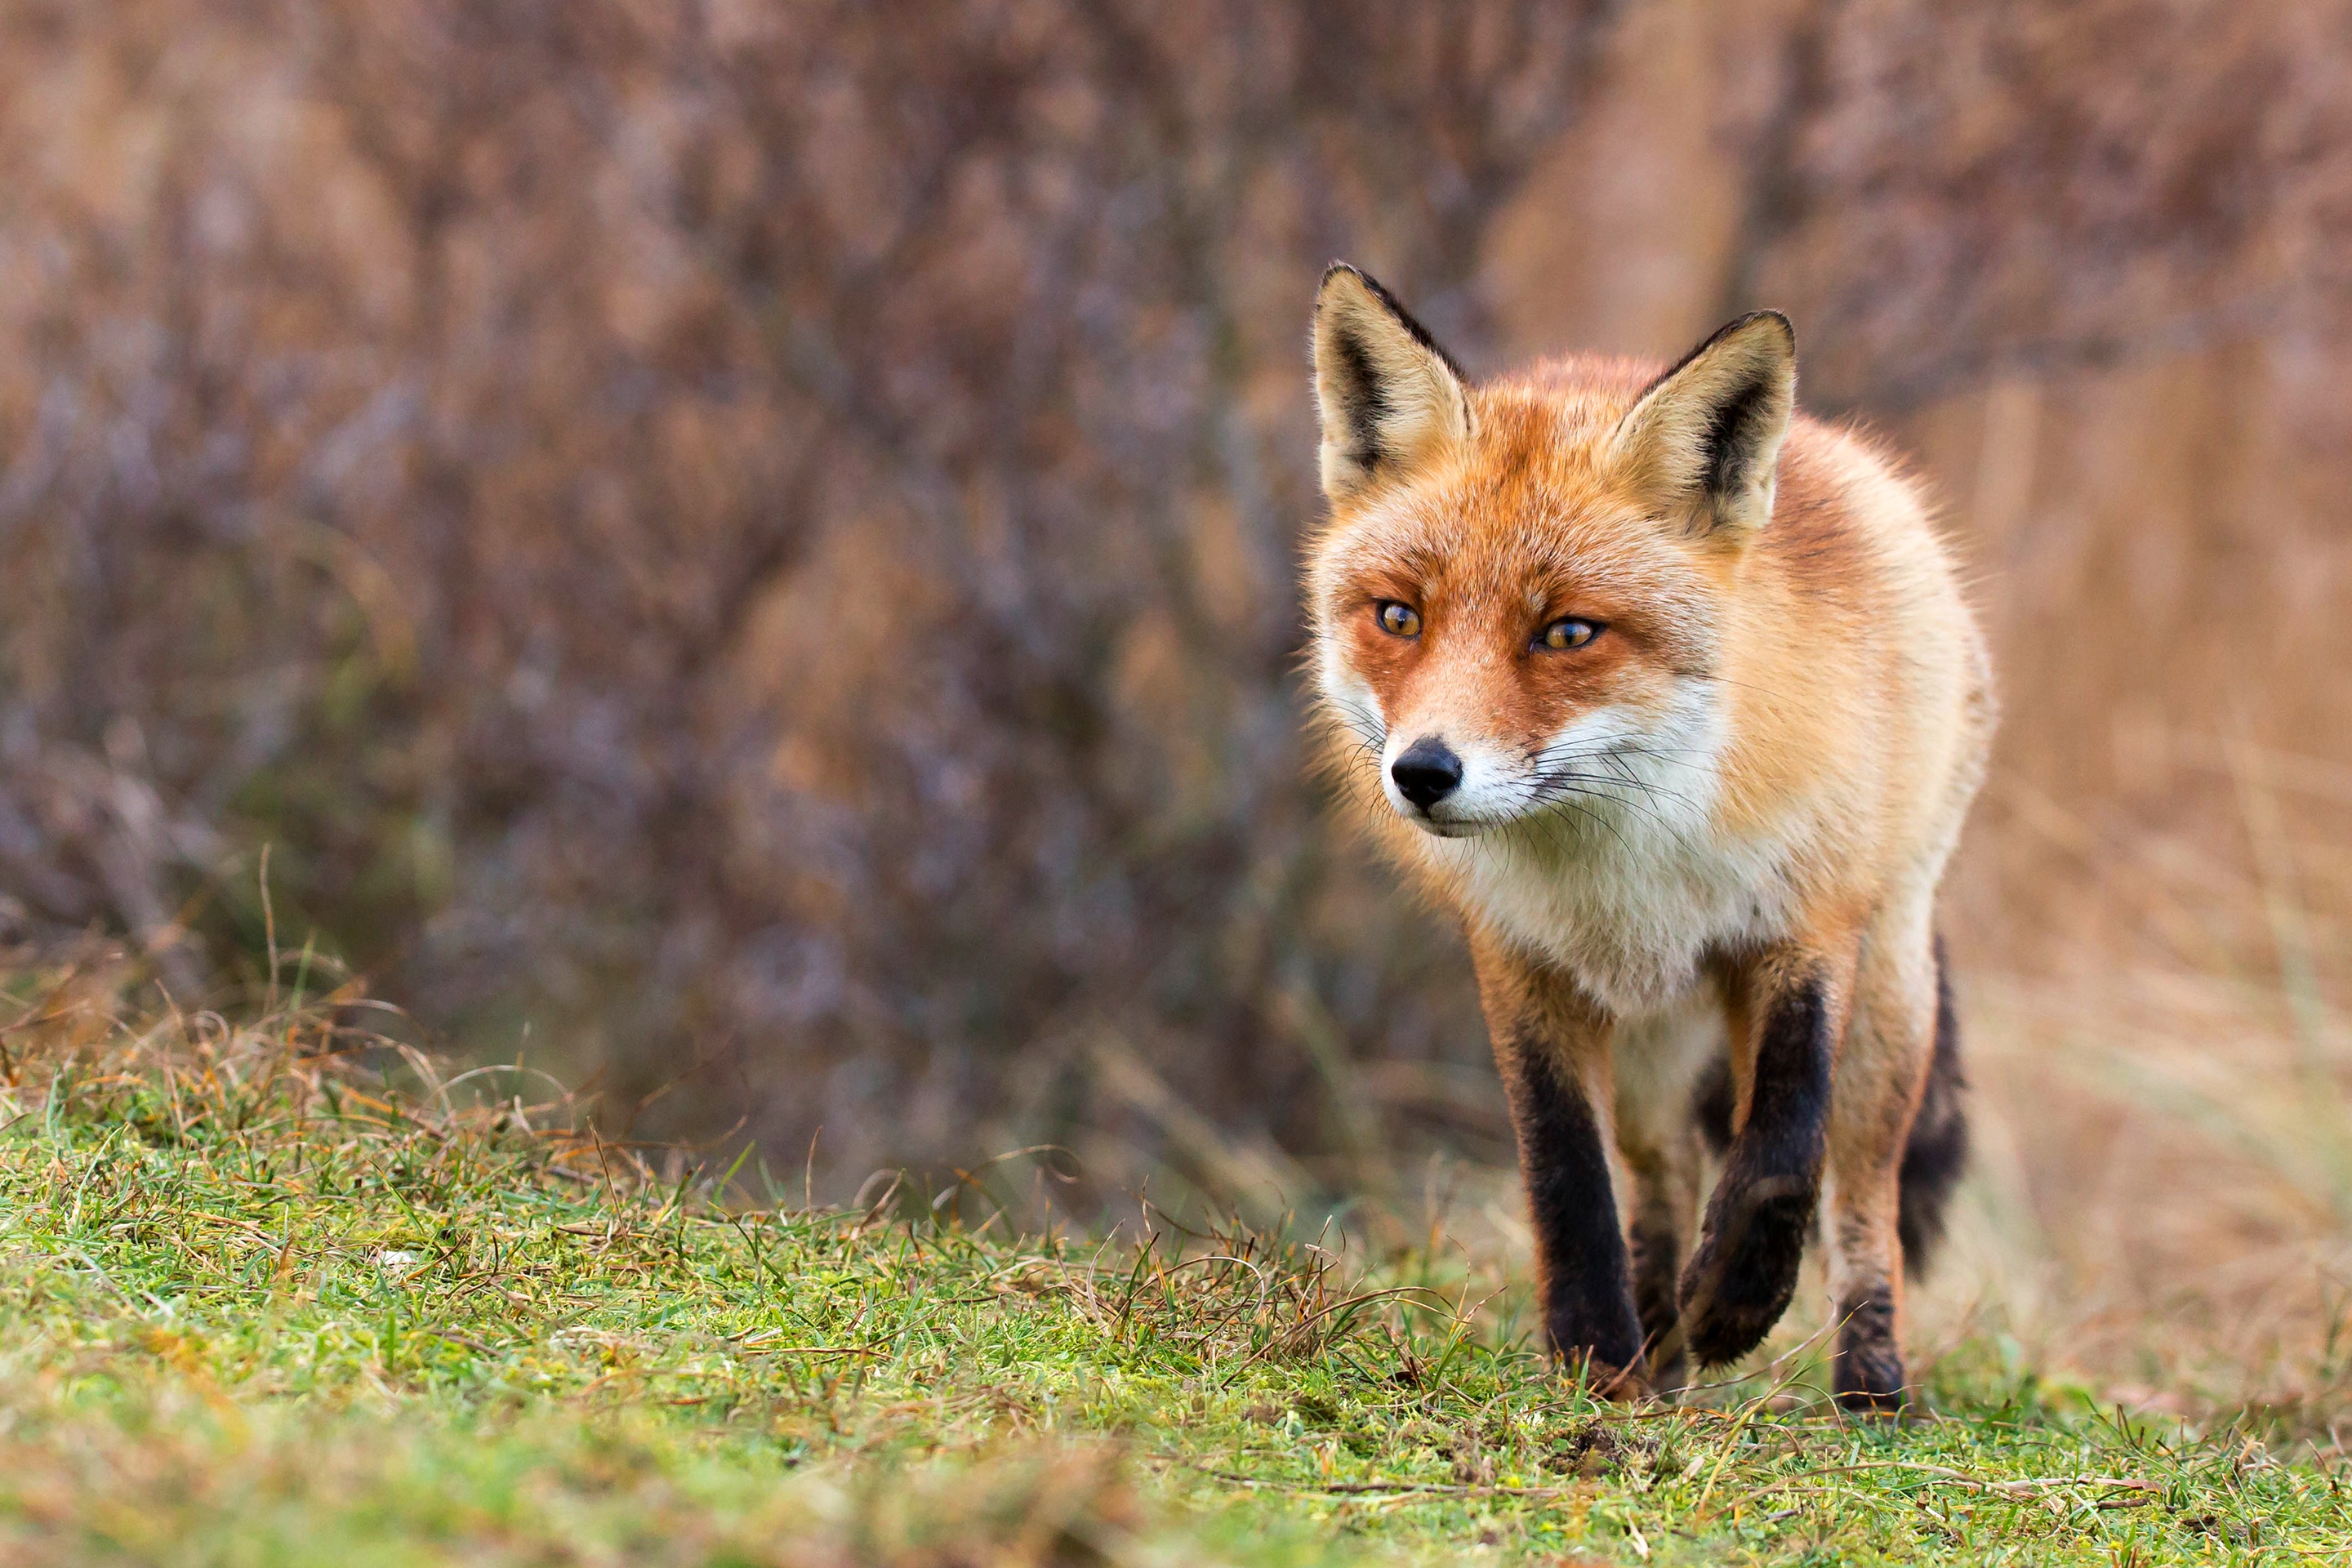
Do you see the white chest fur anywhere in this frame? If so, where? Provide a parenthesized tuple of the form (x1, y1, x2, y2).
(1422, 724, 1799, 1015)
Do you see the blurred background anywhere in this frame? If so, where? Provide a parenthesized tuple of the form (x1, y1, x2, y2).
(2, 1, 2348, 1409)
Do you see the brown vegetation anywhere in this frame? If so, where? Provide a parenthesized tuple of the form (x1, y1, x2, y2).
(1, 0, 2347, 1406)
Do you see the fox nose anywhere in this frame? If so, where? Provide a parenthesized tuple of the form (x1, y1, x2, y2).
(1390, 738, 1463, 810)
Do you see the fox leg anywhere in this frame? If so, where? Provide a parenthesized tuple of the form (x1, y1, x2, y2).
(1621, 1120, 1705, 1390)
(1821, 903, 1944, 1410)
(1677, 940, 1854, 1367)
(1898, 935, 1970, 1275)
(1612, 1003, 1719, 1389)
(1471, 935, 1646, 1396)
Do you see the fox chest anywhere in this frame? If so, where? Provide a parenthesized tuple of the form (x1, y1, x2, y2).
(1431, 812, 1797, 1017)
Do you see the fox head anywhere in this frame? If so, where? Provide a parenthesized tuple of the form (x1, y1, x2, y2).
(1304, 264, 1797, 842)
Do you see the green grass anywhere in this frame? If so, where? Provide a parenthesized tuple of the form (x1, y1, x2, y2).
(0, 962, 2345, 1565)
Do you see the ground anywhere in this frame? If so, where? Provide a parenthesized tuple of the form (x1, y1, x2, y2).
(0, 960, 2343, 1566)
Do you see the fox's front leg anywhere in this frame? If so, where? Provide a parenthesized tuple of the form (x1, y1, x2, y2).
(1679, 942, 1855, 1367)
(1472, 937, 1646, 1396)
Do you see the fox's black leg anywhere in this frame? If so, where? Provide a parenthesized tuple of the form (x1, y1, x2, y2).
(1678, 960, 1835, 1366)
(1497, 1036, 1646, 1389)
(1628, 1199, 1686, 1388)
(1896, 937, 1968, 1274)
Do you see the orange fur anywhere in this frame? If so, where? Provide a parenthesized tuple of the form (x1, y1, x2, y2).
(1304, 265, 1993, 1407)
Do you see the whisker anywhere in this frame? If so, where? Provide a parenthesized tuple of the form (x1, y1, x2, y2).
(1531, 764, 1704, 818)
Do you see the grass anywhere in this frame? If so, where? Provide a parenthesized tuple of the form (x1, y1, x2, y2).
(0, 954, 2346, 1566)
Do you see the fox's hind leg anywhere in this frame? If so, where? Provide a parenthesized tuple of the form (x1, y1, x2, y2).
(1821, 898, 1952, 1411)
(1612, 1002, 1721, 1391)
(1899, 937, 1969, 1272)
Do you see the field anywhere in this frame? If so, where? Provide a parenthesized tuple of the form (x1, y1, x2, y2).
(4, 7, 2351, 1565)
(3, 956, 2344, 1566)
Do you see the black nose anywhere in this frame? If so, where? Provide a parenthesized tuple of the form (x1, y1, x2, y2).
(1390, 738, 1463, 810)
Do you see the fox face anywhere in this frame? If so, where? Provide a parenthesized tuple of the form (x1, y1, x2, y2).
(1307, 266, 1796, 849)
(1315, 466, 1725, 840)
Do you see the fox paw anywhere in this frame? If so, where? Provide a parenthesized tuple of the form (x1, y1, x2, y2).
(1676, 1182, 1814, 1366)
(1557, 1351, 1652, 1403)
(1832, 1290, 1909, 1414)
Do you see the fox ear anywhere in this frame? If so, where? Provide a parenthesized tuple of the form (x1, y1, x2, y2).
(1611, 311, 1797, 533)
(1312, 264, 1472, 501)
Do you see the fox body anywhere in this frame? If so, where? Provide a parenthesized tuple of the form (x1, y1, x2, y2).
(1303, 265, 1992, 1408)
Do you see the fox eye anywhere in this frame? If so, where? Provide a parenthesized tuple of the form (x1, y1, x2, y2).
(1540, 618, 1600, 651)
(1376, 601, 1422, 639)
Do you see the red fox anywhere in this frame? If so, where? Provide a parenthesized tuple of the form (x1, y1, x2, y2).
(1303, 265, 1992, 1409)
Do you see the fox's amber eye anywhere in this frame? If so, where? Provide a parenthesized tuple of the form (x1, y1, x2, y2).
(1376, 602, 1422, 639)
(1541, 618, 1600, 651)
